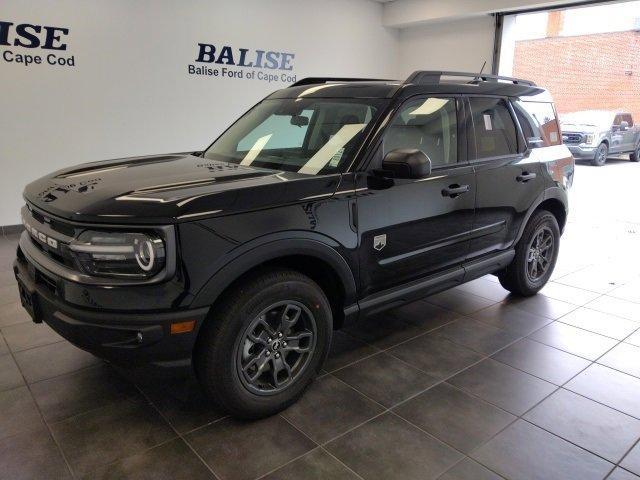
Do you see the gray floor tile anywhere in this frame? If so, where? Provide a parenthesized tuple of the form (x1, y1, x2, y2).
(1, 321, 62, 352)
(454, 277, 510, 302)
(142, 378, 225, 434)
(281, 375, 384, 444)
(426, 290, 496, 316)
(627, 331, 640, 348)
(14, 341, 101, 383)
(343, 314, 426, 350)
(394, 382, 515, 454)
(31, 364, 140, 422)
(540, 281, 601, 305)
(434, 317, 522, 355)
(186, 415, 316, 480)
(555, 267, 623, 294)
(559, 308, 639, 340)
(323, 331, 378, 372)
(0, 285, 20, 307)
(439, 458, 504, 480)
(586, 296, 640, 322)
(610, 281, 640, 304)
(599, 342, 640, 378)
(0, 353, 24, 392)
(0, 427, 72, 480)
(326, 413, 462, 480)
(525, 389, 640, 463)
(262, 448, 360, 480)
(501, 294, 578, 319)
(566, 364, 640, 419)
(529, 321, 618, 360)
(472, 420, 613, 480)
(389, 333, 483, 380)
(608, 467, 640, 480)
(492, 338, 590, 385)
(50, 397, 175, 477)
(85, 438, 215, 480)
(0, 385, 44, 440)
(0, 269, 17, 288)
(0, 302, 31, 328)
(472, 303, 553, 336)
(333, 352, 437, 408)
(622, 442, 640, 476)
(392, 300, 461, 330)
(449, 359, 555, 415)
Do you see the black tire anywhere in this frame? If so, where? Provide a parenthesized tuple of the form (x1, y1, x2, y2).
(498, 210, 560, 296)
(194, 269, 332, 419)
(591, 143, 608, 166)
(630, 144, 640, 162)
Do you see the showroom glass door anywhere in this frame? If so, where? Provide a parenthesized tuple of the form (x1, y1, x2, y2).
(355, 96, 476, 298)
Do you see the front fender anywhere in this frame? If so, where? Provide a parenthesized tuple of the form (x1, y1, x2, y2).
(190, 232, 357, 310)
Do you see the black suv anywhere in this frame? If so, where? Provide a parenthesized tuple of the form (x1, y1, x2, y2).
(14, 71, 574, 418)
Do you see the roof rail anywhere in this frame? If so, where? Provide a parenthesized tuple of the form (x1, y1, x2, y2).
(405, 71, 536, 87)
(290, 77, 395, 88)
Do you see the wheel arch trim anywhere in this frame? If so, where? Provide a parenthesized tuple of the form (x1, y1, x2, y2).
(190, 234, 358, 312)
(513, 187, 568, 245)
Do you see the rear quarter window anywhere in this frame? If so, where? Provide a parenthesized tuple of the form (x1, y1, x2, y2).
(513, 100, 561, 149)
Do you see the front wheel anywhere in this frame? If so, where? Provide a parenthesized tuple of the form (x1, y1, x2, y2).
(195, 269, 332, 419)
(591, 143, 608, 166)
(498, 210, 560, 296)
(630, 144, 640, 162)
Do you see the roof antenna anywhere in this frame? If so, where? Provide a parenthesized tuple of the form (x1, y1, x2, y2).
(471, 61, 487, 84)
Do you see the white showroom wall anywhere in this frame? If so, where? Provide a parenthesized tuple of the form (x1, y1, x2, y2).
(397, 16, 497, 76)
(0, 0, 399, 225)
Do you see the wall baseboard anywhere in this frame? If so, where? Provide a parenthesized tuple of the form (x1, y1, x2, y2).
(2, 225, 24, 236)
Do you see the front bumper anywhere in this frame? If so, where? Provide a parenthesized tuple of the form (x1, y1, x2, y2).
(13, 242, 209, 368)
(567, 145, 597, 160)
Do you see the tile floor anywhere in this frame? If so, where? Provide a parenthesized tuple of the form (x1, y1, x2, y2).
(1, 161, 640, 479)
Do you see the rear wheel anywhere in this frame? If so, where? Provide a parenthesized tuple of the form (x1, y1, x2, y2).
(195, 269, 332, 419)
(630, 144, 640, 162)
(591, 143, 608, 166)
(498, 210, 560, 296)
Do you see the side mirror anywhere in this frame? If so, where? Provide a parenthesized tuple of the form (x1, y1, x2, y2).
(619, 121, 629, 131)
(381, 149, 432, 179)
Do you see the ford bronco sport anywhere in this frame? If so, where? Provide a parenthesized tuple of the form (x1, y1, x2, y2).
(14, 71, 574, 418)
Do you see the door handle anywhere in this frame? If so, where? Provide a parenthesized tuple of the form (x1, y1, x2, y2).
(516, 172, 537, 183)
(441, 184, 470, 198)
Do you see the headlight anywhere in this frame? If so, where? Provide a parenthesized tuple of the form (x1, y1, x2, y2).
(69, 230, 166, 279)
(584, 134, 595, 145)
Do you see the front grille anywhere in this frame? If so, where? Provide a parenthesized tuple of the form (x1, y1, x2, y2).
(562, 133, 583, 144)
(21, 205, 78, 271)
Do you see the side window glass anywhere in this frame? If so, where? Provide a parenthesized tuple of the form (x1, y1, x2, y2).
(469, 98, 518, 158)
(513, 100, 561, 148)
(613, 114, 623, 127)
(382, 97, 458, 167)
(623, 114, 633, 127)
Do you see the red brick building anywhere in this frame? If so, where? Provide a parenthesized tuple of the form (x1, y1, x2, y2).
(513, 12, 640, 122)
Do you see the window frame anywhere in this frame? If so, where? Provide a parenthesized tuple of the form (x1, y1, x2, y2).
(358, 94, 468, 173)
(466, 95, 526, 163)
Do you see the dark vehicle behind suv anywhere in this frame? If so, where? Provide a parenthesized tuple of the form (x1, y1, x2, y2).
(14, 71, 574, 418)
(561, 110, 640, 166)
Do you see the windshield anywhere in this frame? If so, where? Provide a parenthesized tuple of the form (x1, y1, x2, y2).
(560, 111, 615, 128)
(203, 98, 383, 174)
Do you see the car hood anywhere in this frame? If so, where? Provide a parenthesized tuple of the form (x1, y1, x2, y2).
(23, 153, 341, 224)
(560, 123, 600, 134)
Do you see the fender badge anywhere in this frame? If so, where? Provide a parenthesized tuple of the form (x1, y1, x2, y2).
(373, 234, 387, 251)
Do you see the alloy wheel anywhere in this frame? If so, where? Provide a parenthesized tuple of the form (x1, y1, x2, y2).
(237, 301, 317, 395)
(526, 226, 554, 282)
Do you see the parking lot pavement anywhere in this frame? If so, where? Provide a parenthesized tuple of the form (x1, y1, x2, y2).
(0, 162, 639, 479)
